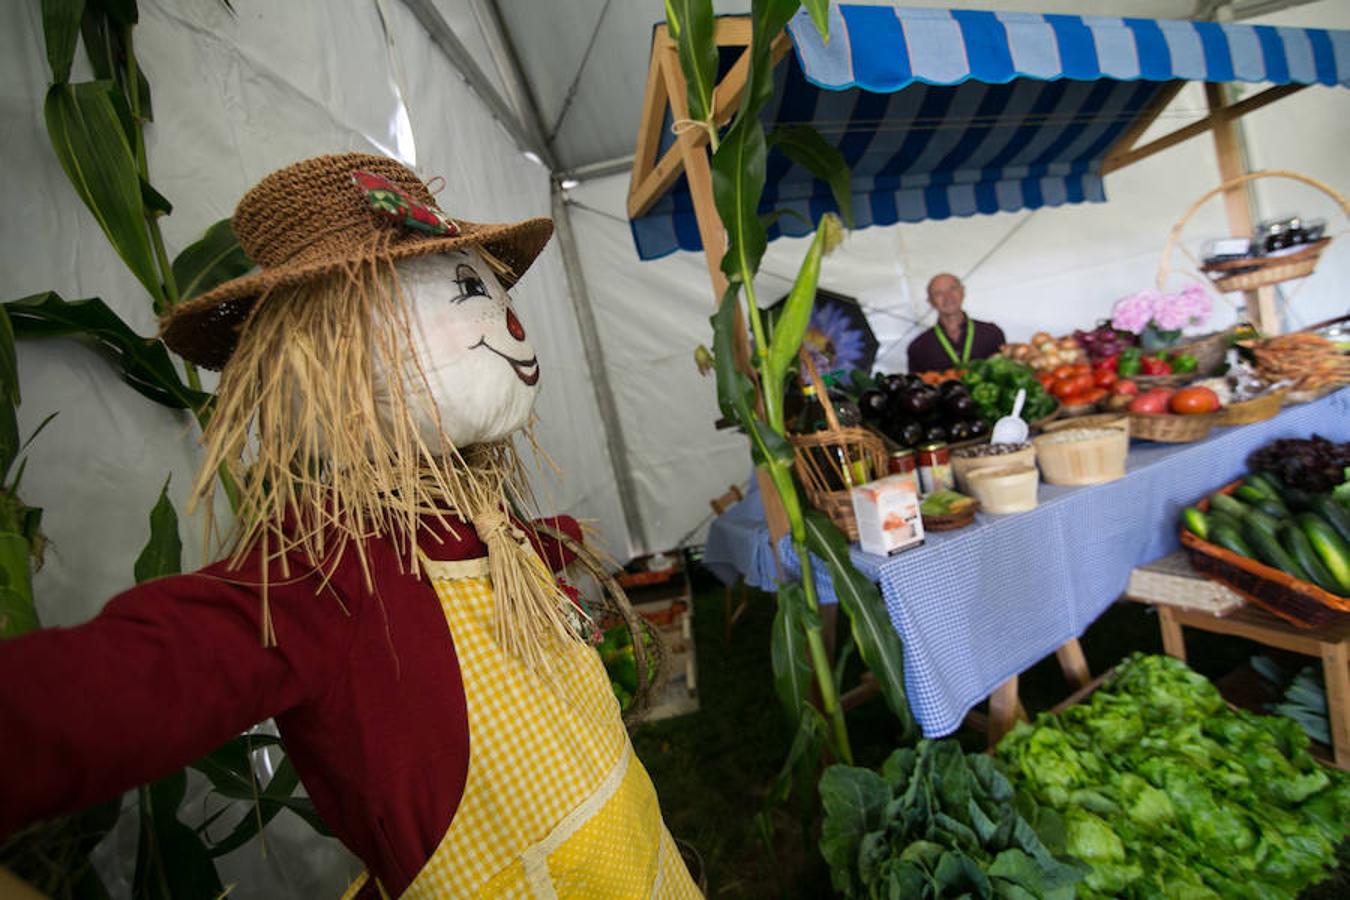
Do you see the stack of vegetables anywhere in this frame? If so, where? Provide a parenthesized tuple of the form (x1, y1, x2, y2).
(859, 374, 990, 448)
(960, 357, 1057, 424)
(819, 739, 1088, 899)
(1183, 443, 1350, 597)
(998, 653, 1350, 899)
(1000, 331, 1088, 372)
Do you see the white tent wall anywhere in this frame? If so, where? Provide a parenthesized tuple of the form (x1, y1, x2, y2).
(565, 0, 1349, 558)
(3, 0, 625, 893)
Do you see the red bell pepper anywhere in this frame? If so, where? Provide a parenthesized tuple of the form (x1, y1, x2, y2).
(1140, 355, 1172, 375)
(1093, 354, 1119, 372)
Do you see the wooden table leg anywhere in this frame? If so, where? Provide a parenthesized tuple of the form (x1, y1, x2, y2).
(1055, 639, 1091, 690)
(1157, 606, 1188, 662)
(989, 676, 1020, 750)
(1321, 640, 1350, 770)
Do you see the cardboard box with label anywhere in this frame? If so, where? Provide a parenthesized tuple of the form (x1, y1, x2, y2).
(851, 475, 925, 556)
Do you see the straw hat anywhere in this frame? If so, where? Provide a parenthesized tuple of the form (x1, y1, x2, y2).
(161, 152, 554, 370)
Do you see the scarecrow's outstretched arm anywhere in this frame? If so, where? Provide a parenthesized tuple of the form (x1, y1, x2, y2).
(0, 570, 338, 840)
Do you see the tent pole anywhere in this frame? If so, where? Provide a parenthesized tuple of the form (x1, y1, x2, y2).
(473, 0, 650, 553)
(1205, 82, 1279, 335)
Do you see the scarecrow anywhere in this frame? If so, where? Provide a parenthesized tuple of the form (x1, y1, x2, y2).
(0, 154, 700, 898)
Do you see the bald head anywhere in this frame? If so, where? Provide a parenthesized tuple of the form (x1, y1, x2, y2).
(927, 273, 964, 317)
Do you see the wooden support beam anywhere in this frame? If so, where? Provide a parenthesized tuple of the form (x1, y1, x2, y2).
(1055, 639, 1092, 690)
(628, 30, 670, 207)
(1101, 80, 1186, 173)
(1101, 83, 1305, 176)
(988, 676, 1022, 749)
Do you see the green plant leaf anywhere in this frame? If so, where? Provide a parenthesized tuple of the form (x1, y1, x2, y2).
(133, 478, 180, 583)
(804, 509, 916, 740)
(1, 306, 21, 407)
(712, 117, 768, 283)
(751, 420, 793, 468)
(666, 0, 718, 128)
(769, 125, 854, 228)
(801, 0, 830, 40)
(709, 285, 756, 431)
(140, 178, 171, 216)
(770, 580, 813, 725)
(44, 82, 164, 306)
(93, 0, 138, 26)
(741, 0, 800, 127)
(81, 8, 114, 79)
(5, 292, 209, 410)
(42, 0, 85, 84)
(0, 533, 40, 638)
(765, 214, 838, 392)
(819, 763, 889, 896)
(173, 218, 253, 300)
(133, 772, 223, 900)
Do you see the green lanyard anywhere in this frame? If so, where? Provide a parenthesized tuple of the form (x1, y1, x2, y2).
(933, 318, 974, 367)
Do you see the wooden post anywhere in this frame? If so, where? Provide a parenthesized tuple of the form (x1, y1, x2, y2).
(1205, 83, 1279, 335)
(1322, 640, 1350, 770)
(988, 676, 1021, 749)
(1157, 605, 1188, 662)
(1055, 639, 1092, 690)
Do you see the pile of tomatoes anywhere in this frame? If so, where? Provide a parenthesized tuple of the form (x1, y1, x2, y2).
(1035, 362, 1138, 408)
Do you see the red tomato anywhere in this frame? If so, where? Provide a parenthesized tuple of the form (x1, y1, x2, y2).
(1066, 373, 1094, 395)
(1169, 386, 1221, 415)
(1051, 365, 1074, 381)
(1113, 379, 1139, 396)
(1083, 387, 1108, 403)
(1128, 392, 1170, 414)
(1093, 370, 1117, 389)
(1036, 371, 1055, 388)
(1051, 379, 1078, 401)
(1072, 363, 1092, 376)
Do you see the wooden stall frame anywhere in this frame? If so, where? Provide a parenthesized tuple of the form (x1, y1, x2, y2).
(630, 18, 1316, 340)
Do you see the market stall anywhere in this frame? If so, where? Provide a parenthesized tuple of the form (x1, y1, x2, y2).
(706, 386, 1350, 738)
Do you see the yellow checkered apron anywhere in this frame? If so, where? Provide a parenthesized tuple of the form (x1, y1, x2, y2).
(348, 555, 701, 899)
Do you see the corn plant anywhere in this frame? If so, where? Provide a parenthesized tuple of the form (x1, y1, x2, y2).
(665, 0, 916, 778)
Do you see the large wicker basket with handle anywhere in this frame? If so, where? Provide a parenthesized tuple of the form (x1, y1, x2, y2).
(1159, 169, 1348, 295)
(1181, 481, 1350, 628)
(789, 352, 887, 541)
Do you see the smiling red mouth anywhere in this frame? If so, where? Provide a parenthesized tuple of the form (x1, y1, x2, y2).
(471, 337, 539, 386)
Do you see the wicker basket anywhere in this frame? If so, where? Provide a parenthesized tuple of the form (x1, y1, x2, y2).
(1127, 411, 1217, 443)
(1159, 170, 1349, 295)
(922, 502, 979, 532)
(1218, 387, 1288, 426)
(1170, 329, 1233, 375)
(1132, 372, 1197, 390)
(1057, 400, 1102, 418)
(790, 353, 887, 541)
(1033, 427, 1128, 485)
(1027, 400, 1061, 432)
(536, 525, 668, 728)
(1183, 481, 1350, 628)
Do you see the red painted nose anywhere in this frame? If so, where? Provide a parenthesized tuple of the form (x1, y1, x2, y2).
(506, 307, 526, 341)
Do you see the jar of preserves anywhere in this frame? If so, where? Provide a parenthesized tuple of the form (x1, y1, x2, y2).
(888, 449, 920, 495)
(917, 442, 952, 495)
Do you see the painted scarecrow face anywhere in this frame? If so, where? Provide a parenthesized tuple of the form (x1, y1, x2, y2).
(375, 249, 540, 448)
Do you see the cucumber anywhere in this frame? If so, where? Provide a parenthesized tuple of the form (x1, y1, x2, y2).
(1235, 486, 1288, 518)
(1296, 513, 1350, 594)
(1307, 493, 1350, 546)
(1210, 493, 1249, 520)
(1279, 523, 1341, 594)
(1243, 472, 1284, 500)
(1243, 517, 1308, 581)
(1242, 507, 1283, 539)
(1279, 487, 1317, 512)
(1207, 509, 1245, 535)
(1182, 507, 1209, 540)
(1209, 523, 1254, 558)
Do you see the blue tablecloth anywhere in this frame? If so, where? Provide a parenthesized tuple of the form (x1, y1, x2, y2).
(704, 388, 1350, 737)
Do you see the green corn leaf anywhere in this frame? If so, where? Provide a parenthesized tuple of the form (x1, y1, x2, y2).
(42, 0, 85, 84)
(768, 704, 826, 808)
(712, 117, 768, 283)
(133, 771, 223, 900)
(1, 306, 20, 407)
(709, 285, 756, 431)
(81, 8, 114, 80)
(140, 178, 172, 217)
(771, 580, 814, 725)
(801, 0, 830, 40)
(133, 478, 181, 583)
(0, 533, 39, 638)
(94, 0, 138, 26)
(44, 81, 164, 306)
(751, 420, 794, 468)
(5, 292, 210, 410)
(173, 218, 253, 300)
(804, 508, 916, 740)
(740, 0, 799, 127)
(769, 125, 854, 227)
(665, 0, 718, 128)
(765, 213, 840, 391)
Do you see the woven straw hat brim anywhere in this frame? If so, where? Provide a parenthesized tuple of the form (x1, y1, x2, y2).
(161, 216, 553, 370)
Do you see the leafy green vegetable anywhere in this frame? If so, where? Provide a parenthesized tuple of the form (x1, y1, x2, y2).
(961, 358, 1055, 421)
(997, 654, 1350, 899)
(819, 739, 1086, 898)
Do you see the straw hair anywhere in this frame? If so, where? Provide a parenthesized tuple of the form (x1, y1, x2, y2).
(192, 255, 581, 669)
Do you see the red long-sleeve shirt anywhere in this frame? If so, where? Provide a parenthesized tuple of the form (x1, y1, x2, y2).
(0, 515, 581, 897)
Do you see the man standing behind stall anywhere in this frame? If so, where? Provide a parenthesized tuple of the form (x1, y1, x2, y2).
(906, 273, 1006, 372)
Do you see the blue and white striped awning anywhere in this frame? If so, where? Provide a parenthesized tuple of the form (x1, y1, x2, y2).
(630, 5, 1350, 261)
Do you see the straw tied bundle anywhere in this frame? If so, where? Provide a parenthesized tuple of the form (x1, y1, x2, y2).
(160, 153, 579, 673)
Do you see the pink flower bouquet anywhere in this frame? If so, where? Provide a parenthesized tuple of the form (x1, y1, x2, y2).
(1110, 285, 1212, 341)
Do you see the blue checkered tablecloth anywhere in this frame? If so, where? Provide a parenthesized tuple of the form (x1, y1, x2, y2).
(704, 388, 1350, 737)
